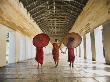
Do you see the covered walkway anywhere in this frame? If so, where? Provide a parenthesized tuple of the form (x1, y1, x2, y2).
(0, 54, 110, 82)
(0, 0, 110, 82)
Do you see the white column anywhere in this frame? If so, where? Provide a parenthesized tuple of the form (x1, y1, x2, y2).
(76, 47, 79, 57)
(102, 22, 110, 64)
(86, 33, 92, 60)
(32, 44, 36, 58)
(8, 31, 16, 63)
(79, 45, 81, 57)
(29, 39, 33, 59)
(94, 26, 104, 62)
(31, 38, 36, 58)
(80, 36, 84, 58)
(0, 24, 7, 67)
(26, 36, 30, 59)
(74, 48, 77, 56)
(19, 34, 26, 61)
(15, 31, 20, 62)
(83, 35, 87, 59)
(26, 38, 35, 59)
(90, 31, 96, 61)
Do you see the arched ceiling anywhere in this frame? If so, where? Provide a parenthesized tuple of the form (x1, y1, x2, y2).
(19, 0, 88, 42)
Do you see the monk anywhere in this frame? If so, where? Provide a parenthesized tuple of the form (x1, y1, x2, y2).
(52, 39, 61, 67)
(65, 37, 75, 67)
(35, 47, 44, 68)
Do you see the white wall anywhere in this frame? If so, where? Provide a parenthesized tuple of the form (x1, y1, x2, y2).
(32, 44, 36, 58)
(0, 24, 7, 67)
(15, 31, 20, 62)
(26, 37, 30, 59)
(0, 24, 37, 67)
(26, 36, 36, 59)
(16, 31, 36, 62)
(19, 34, 26, 61)
(0, 24, 18, 64)
(29, 39, 36, 59)
(8, 31, 16, 63)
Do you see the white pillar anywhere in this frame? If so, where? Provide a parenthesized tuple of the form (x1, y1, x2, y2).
(15, 31, 20, 62)
(102, 21, 110, 64)
(32, 44, 36, 58)
(19, 34, 26, 61)
(31, 38, 36, 58)
(79, 45, 81, 57)
(90, 31, 96, 61)
(26, 38, 34, 59)
(94, 26, 104, 62)
(26, 36, 30, 59)
(86, 33, 92, 60)
(74, 48, 77, 56)
(8, 31, 16, 63)
(80, 36, 84, 58)
(83, 35, 87, 59)
(0, 24, 7, 67)
(76, 47, 79, 57)
(29, 39, 33, 59)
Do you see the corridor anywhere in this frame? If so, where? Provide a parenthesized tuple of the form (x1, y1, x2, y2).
(0, 0, 110, 82)
(0, 53, 110, 82)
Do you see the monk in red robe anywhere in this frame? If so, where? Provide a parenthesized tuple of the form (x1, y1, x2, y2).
(65, 37, 75, 67)
(35, 47, 44, 68)
(68, 47, 75, 67)
(52, 39, 61, 67)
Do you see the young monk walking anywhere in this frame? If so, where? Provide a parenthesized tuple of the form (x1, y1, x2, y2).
(65, 37, 75, 67)
(52, 39, 61, 67)
(33, 33, 50, 68)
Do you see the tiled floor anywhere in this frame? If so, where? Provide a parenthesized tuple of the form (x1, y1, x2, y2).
(0, 54, 110, 82)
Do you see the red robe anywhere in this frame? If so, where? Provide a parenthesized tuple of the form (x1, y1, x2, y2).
(35, 47, 44, 64)
(68, 48, 75, 62)
(52, 43, 60, 62)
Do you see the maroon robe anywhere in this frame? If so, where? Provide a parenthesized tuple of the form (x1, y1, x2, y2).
(35, 47, 44, 64)
(68, 48, 75, 62)
(52, 43, 60, 62)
